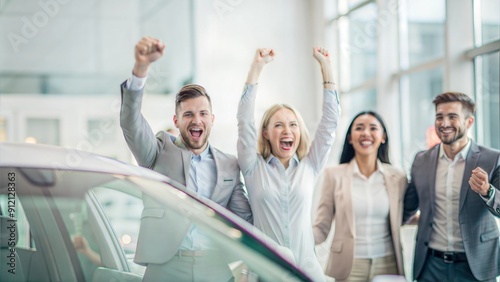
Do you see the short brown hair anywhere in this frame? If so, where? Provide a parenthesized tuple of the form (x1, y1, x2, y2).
(258, 104, 310, 160)
(433, 92, 476, 116)
(175, 84, 212, 114)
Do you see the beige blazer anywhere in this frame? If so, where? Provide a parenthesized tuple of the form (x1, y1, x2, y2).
(313, 159, 408, 280)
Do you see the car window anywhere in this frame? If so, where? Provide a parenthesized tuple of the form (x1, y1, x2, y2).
(0, 168, 135, 282)
(0, 166, 309, 282)
(0, 194, 35, 251)
(0, 193, 90, 281)
(91, 186, 145, 276)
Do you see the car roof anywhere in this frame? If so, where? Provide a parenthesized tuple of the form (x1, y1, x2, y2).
(0, 142, 169, 182)
(0, 142, 312, 281)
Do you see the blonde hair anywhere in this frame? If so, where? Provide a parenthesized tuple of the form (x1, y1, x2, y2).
(258, 104, 310, 160)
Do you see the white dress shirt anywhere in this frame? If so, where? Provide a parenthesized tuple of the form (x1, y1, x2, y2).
(429, 141, 471, 252)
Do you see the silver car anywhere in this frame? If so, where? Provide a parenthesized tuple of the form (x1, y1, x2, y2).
(0, 142, 312, 282)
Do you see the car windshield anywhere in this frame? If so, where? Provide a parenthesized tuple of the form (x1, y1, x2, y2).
(0, 163, 310, 282)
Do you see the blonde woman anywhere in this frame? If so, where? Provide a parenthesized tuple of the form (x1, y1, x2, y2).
(237, 48, 340, 281)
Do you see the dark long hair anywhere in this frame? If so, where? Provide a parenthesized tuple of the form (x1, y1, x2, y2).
(339, 111, 391, 164)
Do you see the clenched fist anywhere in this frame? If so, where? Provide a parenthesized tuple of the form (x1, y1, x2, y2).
(469, 167, 491, 197)
(254, 48, 275, 66)
(313, 47, 330, 64)
(133, 36, 166, 77)
(246, 48, 275, 84)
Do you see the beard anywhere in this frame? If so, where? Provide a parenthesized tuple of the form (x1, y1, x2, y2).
(180, 130, 209, 151)
(439, 127, 466, 145)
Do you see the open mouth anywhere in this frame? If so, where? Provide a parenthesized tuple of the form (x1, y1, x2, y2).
(280, 140, 293, 151)
(360, 140, 373, 147)
(189, 128, 203, 138)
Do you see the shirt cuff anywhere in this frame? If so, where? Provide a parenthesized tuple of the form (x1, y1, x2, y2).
(481, 185, 495, 204)
(126, 74, 148, 91)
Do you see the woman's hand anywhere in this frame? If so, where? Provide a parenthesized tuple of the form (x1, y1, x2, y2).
(246, 48, 275, 84)
(313, 47, 334, 89)
(313, 46, 330, 65)
(253, 48, 275, 66)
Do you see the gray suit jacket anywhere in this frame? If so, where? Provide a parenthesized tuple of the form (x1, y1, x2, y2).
(120, 82, 252, 265)
(403, 141, 500, 280)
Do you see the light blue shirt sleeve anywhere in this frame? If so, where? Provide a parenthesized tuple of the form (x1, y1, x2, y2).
(481, 185, 496, 204)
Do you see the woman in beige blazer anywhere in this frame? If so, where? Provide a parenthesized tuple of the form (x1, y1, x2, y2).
(314, 111, 408, 282)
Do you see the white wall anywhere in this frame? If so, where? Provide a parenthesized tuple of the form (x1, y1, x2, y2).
(0, 0, 335, 163)
(193, 0, 324, 156)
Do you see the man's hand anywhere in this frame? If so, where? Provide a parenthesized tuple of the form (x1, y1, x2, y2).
(133, 36, 166, 78)
(469, 167, 491, 197)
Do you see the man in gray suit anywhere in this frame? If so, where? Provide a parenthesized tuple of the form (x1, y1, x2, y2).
(403, 91, 500, 281)
(120, 36, 252, 281)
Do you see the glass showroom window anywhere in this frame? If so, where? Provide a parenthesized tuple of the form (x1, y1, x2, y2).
(473, 0, 500, 149)
(400, 67, 443, 166)
(399, 0, 445, 167)
(339, 2, 378, 89)
(87, 118, 119, 158)
(343, 88, 377, 120)
(400, 0, 445, 68)
(348, 0, 367, 9)
(474, 0, 500, 45)
(474, 52, 500, 149)
(26, 118, 60, 145)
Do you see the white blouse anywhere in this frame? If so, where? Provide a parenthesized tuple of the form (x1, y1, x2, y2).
(351, 160, 394, 258)
(237, 84, 340, 281)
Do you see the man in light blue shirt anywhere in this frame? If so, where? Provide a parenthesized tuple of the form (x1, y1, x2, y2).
(120, 36, 252, 281)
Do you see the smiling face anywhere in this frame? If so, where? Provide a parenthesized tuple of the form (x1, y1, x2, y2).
(435, 101, 473, 146)
(349, 114, 386, 159)
(263, 108, 301, 167)
(173, 96, 214, 155)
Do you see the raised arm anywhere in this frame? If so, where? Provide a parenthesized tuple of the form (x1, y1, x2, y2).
(313, 47, 335, 90)
(246, 48, 275, 84)
(306, 47, 341, 173)
(237, 49, 275, 175)
(120, 37, 166, 168)
(72, 235, 102, 266)
(132, 36, 166, 78)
